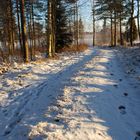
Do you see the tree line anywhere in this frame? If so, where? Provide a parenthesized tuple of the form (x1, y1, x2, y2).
(93, 0, 139, 47)
(0, 0, 84, 63)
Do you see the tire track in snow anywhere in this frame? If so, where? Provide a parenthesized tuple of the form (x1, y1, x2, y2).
(1, 47, 100, 138)
(3, 82, 48, 136)
(36, 47, 140, 140)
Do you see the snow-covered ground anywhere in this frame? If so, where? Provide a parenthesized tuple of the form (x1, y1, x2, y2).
(0, 46, 140, 140)
(117, 46, 140, 81)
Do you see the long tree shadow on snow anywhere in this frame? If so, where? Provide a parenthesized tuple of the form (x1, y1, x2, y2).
(2, 47, 138, 140)
(26, 48, 131, 140)
(1, 47, 101, 139)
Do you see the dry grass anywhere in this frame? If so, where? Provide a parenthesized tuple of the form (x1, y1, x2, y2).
(59, 44, 88, 53)
(0, 44, 88, 75)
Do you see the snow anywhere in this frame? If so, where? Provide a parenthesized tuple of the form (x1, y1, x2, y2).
(0, 46, 140, 140)
(117, 46, 140, 81)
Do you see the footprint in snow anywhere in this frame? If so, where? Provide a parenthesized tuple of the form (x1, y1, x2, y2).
(135, 131, 140, 140)
(134, 86, 138, 89)
(2, 109, 7, 113)
(2, 109, 8, 116)
(4, 112, 8, 116)
(113, 84, 118, 88)
(119, 79, 122, 82)
(124, 93, 128, 96)
(54, 118, 60, 122)
(110, 73, 114, 76)
(98, 132, 103, 136)
(87, 114, 93, 120)
(118, 105, 126, 115)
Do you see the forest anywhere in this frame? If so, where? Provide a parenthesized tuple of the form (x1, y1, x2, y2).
(0, 0, 139, 64)
(0, 0, 85, 64)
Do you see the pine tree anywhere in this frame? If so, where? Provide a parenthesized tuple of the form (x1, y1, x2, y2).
(137, 0, 140, 39)
(55, 0, 72, 51)
(125, 17, 138, 43)
(20, 0, 29, 62)
(79, 18, 84, 40)
(46, 0, 72, 53)
(56, 0, 72, 50)
(0, 0, 17, 58)
(47, 0, 56, 57)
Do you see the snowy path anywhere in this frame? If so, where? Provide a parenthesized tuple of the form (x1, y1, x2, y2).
(0, 47, 140, 140)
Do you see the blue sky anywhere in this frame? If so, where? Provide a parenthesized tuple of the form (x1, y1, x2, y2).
(78, 0, 93, 32)
(78, 0, 103, 32)
(78, 0, 139, 32)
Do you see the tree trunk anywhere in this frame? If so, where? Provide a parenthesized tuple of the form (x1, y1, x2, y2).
(93, 2, 95, 46)
(130, 0, 134, 46)
(137, 0, 140, 39)
(31, 3, 36, 60)
(8, 0, 15, 56)
(120, 12, 123, 46)
(74, 4, 76, 45)
(10, 0, 15, 56)
(28, 8, 33, 61)
(52, 0, 56, 55)
(76, 1, 79, 47)
(114, 12, 117, 47)
(47, 0, 56, 57)
(110, 13, 113, 46)
(16, 0, 23, 58)
(20, 0, 29, 62)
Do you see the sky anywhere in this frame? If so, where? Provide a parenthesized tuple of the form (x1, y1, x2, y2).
(78, 0, 103, 32)
(78, 0, 94, 32)
(78, 0, 139, 32)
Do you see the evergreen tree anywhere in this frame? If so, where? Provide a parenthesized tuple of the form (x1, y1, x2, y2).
(55, 0, 73, 51)
(0, 0, 17, 56)
(46, 0, 72, 52)
(79, 18, 84, 40)
(20, 0, 29, 62)
(125, 17, 138, 42)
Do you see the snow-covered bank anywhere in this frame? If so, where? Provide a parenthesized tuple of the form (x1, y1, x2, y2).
(117, 47, 140, 82)
(0, 47, 140, 140)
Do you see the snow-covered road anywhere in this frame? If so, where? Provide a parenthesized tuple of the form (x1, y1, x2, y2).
(0, 47, 140, 140)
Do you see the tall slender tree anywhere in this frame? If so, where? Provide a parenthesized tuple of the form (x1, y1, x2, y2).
(55, 0, 72, 51)
(20, 0, 29, 62)
(137, 0, 140, 39)
(130, 0, 134, 46)
(92, 0, 96, 46)
(47, 0, 56, 57)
